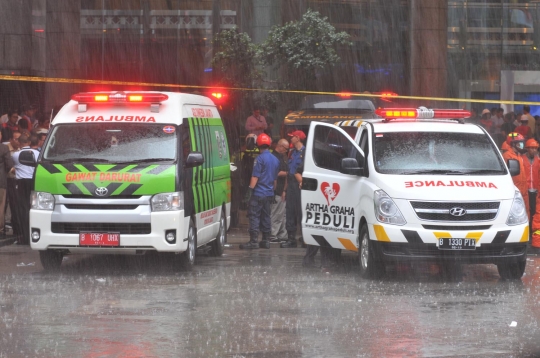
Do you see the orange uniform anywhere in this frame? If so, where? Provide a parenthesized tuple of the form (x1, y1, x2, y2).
(522, 154, 540, 190)
(503, 149, 529, 215)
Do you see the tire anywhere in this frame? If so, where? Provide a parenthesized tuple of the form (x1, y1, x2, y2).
(179, 219, 197, 270)
(358, 225, 385, 279)
(39, 250, 63, 271)
(497, 260, 526, 280)
(210, 209, 226, 257)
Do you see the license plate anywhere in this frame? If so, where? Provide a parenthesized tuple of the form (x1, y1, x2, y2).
(438, 238, 476, 250)
(79, 232, 120, 247)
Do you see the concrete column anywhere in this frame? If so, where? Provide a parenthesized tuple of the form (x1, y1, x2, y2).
(0, 0, 33, 74)
(44, 0, 81, 108)
(251, 0, 281, 44)
(410, 0, 448, 105)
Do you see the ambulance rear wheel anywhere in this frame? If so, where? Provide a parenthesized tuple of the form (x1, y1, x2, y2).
(497, 260, 526, 280)
(39, 250, 63, 271)
(210, 209, 226, 257)
(358, 225, 384, 279)
(179, 219, 197, 270)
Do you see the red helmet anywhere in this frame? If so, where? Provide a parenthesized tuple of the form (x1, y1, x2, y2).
(256, 133, 272, 147)
(506, 132, 525, 145)
(526, 139, 539, 148)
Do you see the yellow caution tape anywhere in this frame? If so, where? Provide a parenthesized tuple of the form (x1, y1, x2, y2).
(2, 74, 540, 106)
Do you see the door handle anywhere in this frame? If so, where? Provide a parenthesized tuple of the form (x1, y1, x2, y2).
(302, 177, 318, 191)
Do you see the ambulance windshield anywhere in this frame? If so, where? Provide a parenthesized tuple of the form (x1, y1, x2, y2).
(43, 123, 177, 162)
(373, 132, 506, 175)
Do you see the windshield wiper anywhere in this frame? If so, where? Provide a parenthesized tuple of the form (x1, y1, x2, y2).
(73, 158, 113, 163)
(459, 169, 504, 175)
(399, 169, 469, 175)
(115, 158, 175, 164)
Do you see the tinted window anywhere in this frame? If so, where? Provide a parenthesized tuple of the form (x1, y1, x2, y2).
(313, 125, 364, 172)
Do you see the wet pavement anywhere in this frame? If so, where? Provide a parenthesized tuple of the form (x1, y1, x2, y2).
(2, 228, 540, 357)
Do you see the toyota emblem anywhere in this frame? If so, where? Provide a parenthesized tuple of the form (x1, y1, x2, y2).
(449, 207, 467, 216)
(95, 187, 108, 197)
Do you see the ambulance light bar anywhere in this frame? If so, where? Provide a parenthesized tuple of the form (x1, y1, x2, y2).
(375, 107, 471, 120)
(71, 92, 169, 104)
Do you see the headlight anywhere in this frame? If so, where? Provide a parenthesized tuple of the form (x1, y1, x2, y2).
(31, 192, 54, 211)
(506, 190, 528, 225)
(374, 190, 406, 225)
(151, 192, 183, 212)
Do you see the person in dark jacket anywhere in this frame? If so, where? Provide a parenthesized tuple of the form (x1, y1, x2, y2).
(0, 132, 14, 238)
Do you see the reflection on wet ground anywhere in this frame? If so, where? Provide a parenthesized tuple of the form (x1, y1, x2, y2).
(1, 230, 540, 357)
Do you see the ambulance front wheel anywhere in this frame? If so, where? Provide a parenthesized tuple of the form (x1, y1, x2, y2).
(179, 219, 197, 270)
(210, 208, 226, 257)
(497, 260, 526, 280)
(39, 250, 63, 271)
(358, 225, 385, 279)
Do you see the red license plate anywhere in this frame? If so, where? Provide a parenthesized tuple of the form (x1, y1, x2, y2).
(79, 232, 120, 246)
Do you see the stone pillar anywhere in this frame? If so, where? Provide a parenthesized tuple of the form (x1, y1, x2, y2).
(251, 0, 281, 44)
(44, 0, 81, 108)
(410, 0, 447, 106)
(0, 0, 33, 75)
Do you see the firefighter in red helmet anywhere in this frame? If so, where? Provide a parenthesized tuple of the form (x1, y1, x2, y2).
(503, 132, 529, 217)
(240, 133, 280, 250)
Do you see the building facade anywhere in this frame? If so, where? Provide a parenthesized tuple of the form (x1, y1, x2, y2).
(0, 0, 537, 113)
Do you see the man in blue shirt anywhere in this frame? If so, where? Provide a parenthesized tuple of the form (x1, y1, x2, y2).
(240, 133, 280, 250)
(281, 130, 306, 248)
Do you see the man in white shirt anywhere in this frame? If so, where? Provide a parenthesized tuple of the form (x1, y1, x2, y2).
(12, 134, 40, 245)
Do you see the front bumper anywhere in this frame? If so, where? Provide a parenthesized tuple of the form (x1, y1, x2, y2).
(368, 222, 529, 265)
(373, 241, 527, 265)
(30, 209, 190, 254)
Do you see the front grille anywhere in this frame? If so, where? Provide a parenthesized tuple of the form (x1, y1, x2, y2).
(410, 201, 499, 221)
(381, 242, 526, 257)
(422, 224, 492, 230)
(61, 195, 142, 199)
(51, 222, 151, 234)
(64, 204, 139, 210)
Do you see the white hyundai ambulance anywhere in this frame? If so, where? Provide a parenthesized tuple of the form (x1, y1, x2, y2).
(301, 107, 528, 279)
(19, 91, 231, 271)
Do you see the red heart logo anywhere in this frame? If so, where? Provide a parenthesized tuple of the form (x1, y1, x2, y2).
(320, 182, 340, 205)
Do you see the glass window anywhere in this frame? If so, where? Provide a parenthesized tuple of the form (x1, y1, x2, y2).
(313, 125, 364, 172)
(373, 132, 506, 175)
(43, 123, 177, 162)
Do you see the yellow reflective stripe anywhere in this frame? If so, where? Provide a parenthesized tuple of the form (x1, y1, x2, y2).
(520, 226, 530, 242)
(433, 232, 452, 239)
(338, 238, 358, 252)
(373, 225, 391, 242)
(344, 120, 351, 126)
(465, 232, 483, 242)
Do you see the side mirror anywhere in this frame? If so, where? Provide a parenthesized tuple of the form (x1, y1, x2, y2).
(185, 152, 204, 168)
(340, 158, 363, 176)
(19, 150, 37, 167)
(508, 159, 520, 176)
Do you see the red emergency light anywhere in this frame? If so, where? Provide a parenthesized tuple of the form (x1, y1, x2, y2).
(71, 92, 169, 104)
(375, 108, 471, 120)
(211, 92, 223, 99)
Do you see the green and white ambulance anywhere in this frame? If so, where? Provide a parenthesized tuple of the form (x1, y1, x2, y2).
(19, 91, 231, 271)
